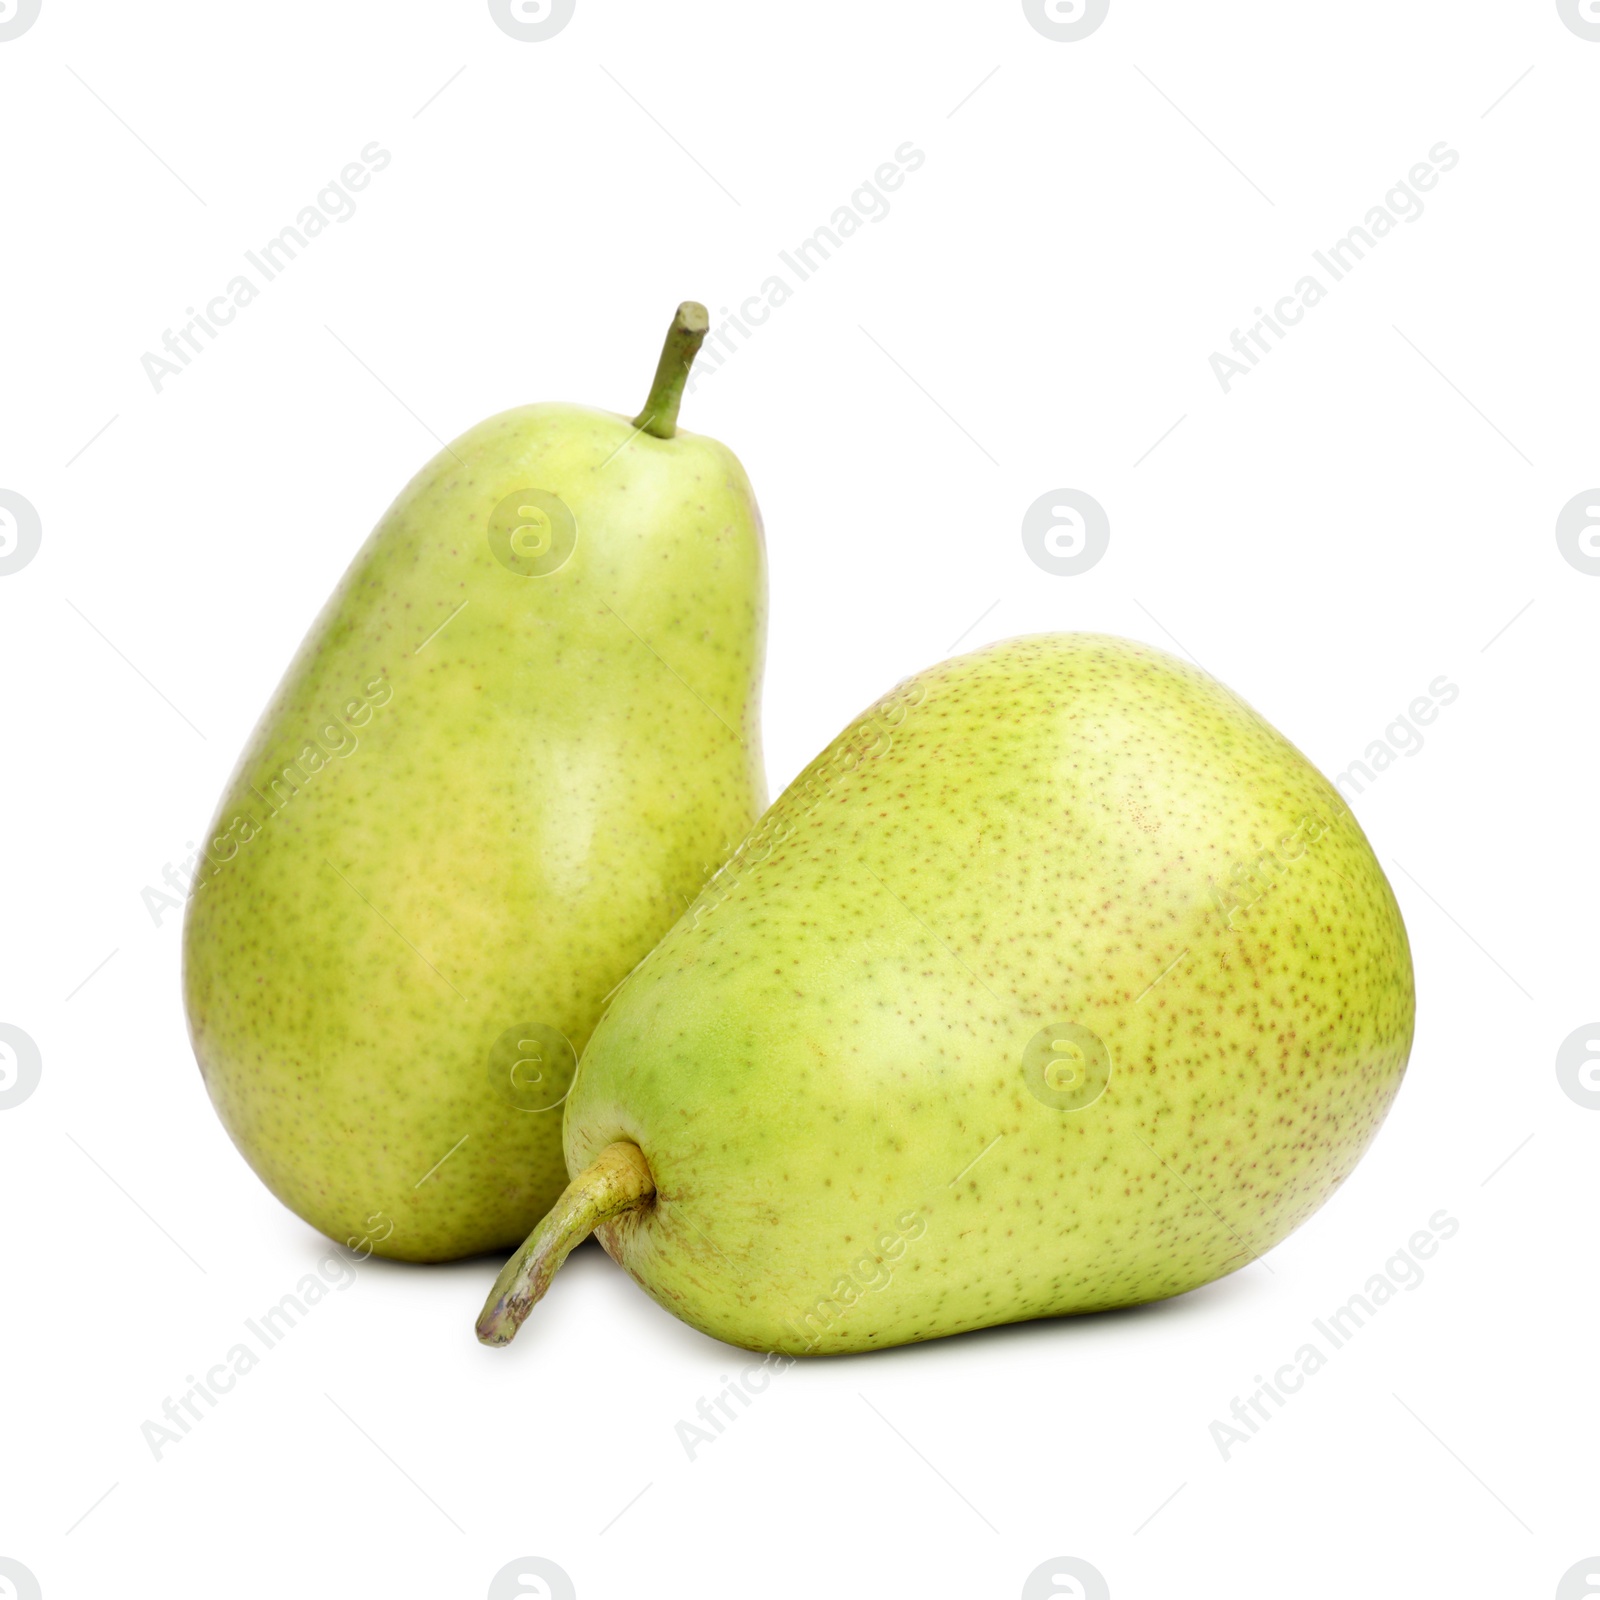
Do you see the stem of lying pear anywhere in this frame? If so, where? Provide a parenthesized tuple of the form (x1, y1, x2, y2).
(476, 1141, 656, 1347)
(631, 301, 710, 440)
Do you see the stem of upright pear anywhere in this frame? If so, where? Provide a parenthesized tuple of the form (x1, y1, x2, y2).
(631, 302, 710, 439)
(476, 1141, 656, 1347)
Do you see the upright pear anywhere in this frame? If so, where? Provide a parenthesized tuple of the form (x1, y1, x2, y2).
(185, 304, 766, 1261)
(479, 634, 1414, 1353)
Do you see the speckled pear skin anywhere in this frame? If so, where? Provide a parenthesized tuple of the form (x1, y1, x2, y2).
(184, 402, 765, 1261)
(566, 634, 1414, 1354)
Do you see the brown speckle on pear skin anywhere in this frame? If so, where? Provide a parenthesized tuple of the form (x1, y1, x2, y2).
(568, 635, 1414, 1353)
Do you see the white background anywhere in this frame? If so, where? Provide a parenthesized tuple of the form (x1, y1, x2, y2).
(2, 2, 1596, 1597)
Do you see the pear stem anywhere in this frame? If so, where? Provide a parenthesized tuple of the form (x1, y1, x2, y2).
(631, 302, 710, 440)
(476, 1141, 656, 1347)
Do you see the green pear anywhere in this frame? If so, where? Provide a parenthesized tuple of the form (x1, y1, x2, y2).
(478, 634, 1414, 1353)
(184, 304, 766, 1262)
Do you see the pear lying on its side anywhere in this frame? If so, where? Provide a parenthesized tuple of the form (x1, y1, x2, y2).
(479, 634, 1414, 1354)
(185, 305, 766, 1262)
